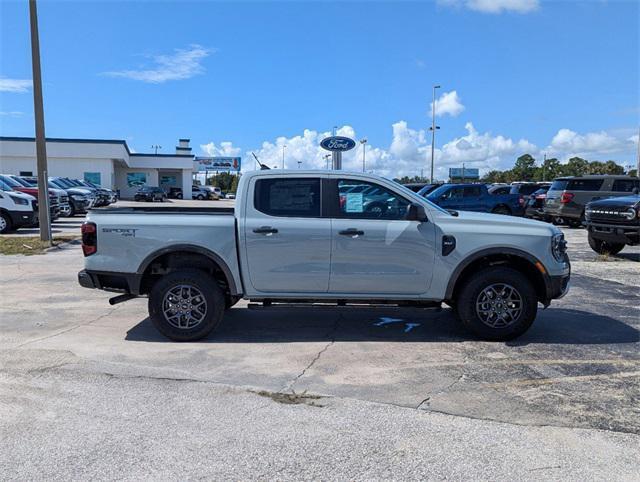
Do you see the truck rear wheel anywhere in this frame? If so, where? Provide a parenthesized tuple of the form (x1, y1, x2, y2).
(491, 205, 511, 216)
(588, 232, 624, 255)
(148, 269, 225, 341)
(455, 267, 537, 341)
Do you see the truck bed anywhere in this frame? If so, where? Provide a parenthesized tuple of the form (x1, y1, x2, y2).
(91, 206, 235, 215)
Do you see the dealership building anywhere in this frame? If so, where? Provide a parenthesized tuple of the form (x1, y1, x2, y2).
(0, 136, 195, 199)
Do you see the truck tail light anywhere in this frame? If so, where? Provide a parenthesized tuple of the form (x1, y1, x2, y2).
(560, 192, 574, 204)
(81, 222, 97, 256)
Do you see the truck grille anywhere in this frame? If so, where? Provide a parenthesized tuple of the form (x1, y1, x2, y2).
(587, 206, 638, 225)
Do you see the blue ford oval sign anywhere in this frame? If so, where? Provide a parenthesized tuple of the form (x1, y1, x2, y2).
(320, 136, 356, 152)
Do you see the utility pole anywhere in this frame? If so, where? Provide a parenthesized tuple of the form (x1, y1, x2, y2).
(29, 0, 51, 244)
(151, 145, 161, 154)
(429, 85, 441, 183)
(282, 145, 286, 169)
(297, 160, 302, 169)
(462, 163, 465, 183)
(542, 153, 547, 181)
(324, 154, 331, 170)
(636, 126, 640, 176)
(360, 138, 367, 172)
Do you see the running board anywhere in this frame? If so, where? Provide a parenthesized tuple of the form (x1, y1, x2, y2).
(248, 300, 441, 310)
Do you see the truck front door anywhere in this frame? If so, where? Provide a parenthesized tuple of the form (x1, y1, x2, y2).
(243, 176, 331, 293)
(328, 179, 436, 295)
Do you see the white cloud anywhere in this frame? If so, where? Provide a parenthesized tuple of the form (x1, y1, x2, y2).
(201, 141, 241, 157)
(202, 123, 636, 181)
(0, 77, 32, 93)
(0, 111, 24, 117)
(439, 0, 540, 14)
(103, 44, 212, 83)
(431, 90, 465, 117)
(547, 128, 636, 159)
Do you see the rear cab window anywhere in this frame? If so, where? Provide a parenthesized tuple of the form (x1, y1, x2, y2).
(254, 178, 321, 217)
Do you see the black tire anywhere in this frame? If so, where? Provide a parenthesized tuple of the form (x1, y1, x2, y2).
(177, 193, 183, 199)
(588, 232, 624, 255)
(68, 203, 76, 217)
(455, 267, 538, 341)
(491, 205, 511, 216)
(196, 194, 204, 200)
(0, 212, 13, 233)
(148, 270, 225, 341)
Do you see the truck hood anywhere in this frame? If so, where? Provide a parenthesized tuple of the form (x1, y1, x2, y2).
(438, 209, 558, 234)
(587, 195, 640, 208)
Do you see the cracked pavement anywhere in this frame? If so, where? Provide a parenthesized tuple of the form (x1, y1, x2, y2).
(1, 227, 639, 479)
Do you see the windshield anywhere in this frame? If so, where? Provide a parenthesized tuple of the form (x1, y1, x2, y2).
(0, 179, 14, 191)
(10, 176, 32, 187)
(52, 178, 74, 188)
(0, 175, 22, 188)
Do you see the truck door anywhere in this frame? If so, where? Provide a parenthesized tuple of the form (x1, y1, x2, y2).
(328, 178, 436, 295)
(243, 176, 331, 293)
(462, 185, 483, 211)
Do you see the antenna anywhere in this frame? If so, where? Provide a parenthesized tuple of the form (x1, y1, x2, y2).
(252, 152, 270, 170)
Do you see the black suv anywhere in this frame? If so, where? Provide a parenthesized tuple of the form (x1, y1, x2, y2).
(585, 191, 640, 255)
(134, 186, 167, 202)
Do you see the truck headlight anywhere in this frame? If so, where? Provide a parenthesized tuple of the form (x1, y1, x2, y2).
(623, 208, 636, 220)
(9, 194, 29, 206)
(551, 233, 567, 262)
(71, 194, 87, 201)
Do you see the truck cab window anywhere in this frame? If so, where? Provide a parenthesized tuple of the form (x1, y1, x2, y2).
(254, 178, 321, 217)
(338, 180, 410, 219)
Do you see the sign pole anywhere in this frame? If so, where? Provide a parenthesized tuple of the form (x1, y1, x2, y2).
(29, 0, 51, 245)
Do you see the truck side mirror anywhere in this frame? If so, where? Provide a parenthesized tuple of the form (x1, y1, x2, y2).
(406, 203, 427, 222)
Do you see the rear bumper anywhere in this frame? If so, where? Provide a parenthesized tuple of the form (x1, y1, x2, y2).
(543, 204, 581, 220)
(78, 269, 142, 294)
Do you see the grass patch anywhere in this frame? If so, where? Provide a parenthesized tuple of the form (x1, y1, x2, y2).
(0, 235, 80, 256)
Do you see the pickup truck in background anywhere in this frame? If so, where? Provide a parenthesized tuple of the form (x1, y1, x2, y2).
(78, 170, 570, 342)
(426, 183, 525, 216)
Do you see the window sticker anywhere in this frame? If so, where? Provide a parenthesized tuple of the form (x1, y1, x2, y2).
(345, 192, 364, 213)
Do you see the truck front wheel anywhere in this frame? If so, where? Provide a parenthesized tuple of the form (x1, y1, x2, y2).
(588, 232, 624, 255)
(455, 267, 537, 341)
(148, 269, 225, 341)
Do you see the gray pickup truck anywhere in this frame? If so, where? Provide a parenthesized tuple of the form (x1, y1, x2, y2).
(78, 170, 570, 342)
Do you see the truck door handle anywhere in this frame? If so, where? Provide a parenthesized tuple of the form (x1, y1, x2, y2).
(339, 228, 364, 237)
(253, 226, 278, 235)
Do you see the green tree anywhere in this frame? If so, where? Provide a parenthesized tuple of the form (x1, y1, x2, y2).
(230, 174, 240, 193)
(602, 160, 625, 175)
(561, 157, 589, 177)
(512, 154, 537, 181)
(540, 157, 561, 181)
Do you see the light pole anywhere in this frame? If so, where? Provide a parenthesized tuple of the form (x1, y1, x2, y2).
(297, 160, 302, 169)
(151, 145, 161, 154)
(324, 154, 331, 169)
(29, 0, 51, 245)
(430, 84, 441, 183)
(282, 145, 286, 169)
(360, 138, 367, 172)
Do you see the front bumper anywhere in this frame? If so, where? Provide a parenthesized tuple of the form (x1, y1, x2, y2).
(588, 223, 640, 246)
(8, 210, 37, 229)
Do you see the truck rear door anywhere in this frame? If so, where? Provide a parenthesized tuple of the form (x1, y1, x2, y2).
(242, 176, 331, 293)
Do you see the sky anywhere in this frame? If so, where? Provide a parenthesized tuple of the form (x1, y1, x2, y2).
(1, 0, 638, 179)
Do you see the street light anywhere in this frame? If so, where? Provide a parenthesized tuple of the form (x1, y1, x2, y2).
(282, 145, 286, 169)
(297, 160, 302, 169)
(430, 84, 441, 183)
(151, 145, 162, 154)
(323, 154, 331, 169)
(360, 138, 367, 172)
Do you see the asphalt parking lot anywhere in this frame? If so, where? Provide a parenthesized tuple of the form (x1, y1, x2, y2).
(1, 225, 638, 479)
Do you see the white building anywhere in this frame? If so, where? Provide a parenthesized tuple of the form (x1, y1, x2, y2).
(0, 136, 194, 199)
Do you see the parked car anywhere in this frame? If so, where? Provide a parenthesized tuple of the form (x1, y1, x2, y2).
(78, 170, 570, 343)
(192, 185, 211, 200)
(49, 177, 96, 216)
(201, 186, 220, 200)
(63, 178, 111, 207)
(584, 191, 640, 255)
(76, 179, 117, 205)
(0, 181, 37, 233)
(426, 183, 525, 216)
(0, 174, 60, 220)
(544, 175, 639, 227)
(509, 182, 551, 197)
(225, 193, 236, 199)
(168, 187, 183, 199)
(416, 183, 443, 197)
(524, 186, 551, 220)
(8, 175, 71, 217)
(134, 186, 167, 202)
